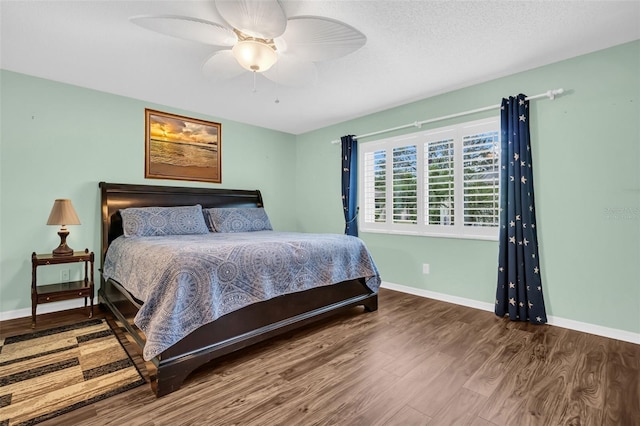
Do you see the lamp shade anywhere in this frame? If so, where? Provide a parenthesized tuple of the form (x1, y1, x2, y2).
(46, 199, 81, 226)
(232, 40, 277, 72)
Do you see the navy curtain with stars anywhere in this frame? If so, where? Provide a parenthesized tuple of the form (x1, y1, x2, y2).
(341, 135, 358, 236)
(495, 94, 547, 324)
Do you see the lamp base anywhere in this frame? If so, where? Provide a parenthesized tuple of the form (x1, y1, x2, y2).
(52, 229, 74, 256)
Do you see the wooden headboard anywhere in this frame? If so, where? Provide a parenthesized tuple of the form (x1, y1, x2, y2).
(99, 182, 263, 265)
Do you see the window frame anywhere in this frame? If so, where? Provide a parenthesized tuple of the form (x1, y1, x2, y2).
(358, 117, 500, 241)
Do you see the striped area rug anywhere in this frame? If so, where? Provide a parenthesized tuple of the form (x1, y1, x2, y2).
(0, 318, 145, 425)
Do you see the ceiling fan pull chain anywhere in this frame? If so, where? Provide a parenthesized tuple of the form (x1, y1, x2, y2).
(274, 63, 280, 103)
(253, 71, 257, 93)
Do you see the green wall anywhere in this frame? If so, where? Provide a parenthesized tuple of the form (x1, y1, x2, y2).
(295, 41, 640, 335)
(0, 70, 297, 314)
(2, 41, 639, 337)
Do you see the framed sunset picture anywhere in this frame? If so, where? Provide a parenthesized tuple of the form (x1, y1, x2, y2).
(145, 109, 222, 183)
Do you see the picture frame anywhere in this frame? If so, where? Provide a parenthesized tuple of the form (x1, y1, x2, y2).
(145, 109, 222, 183)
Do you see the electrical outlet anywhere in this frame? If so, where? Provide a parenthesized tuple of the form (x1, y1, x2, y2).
(60, 269, 70, 282)
(422, 263, 430, 274)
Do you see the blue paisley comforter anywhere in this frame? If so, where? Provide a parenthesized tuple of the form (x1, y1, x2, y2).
(103, 231, 380, 360)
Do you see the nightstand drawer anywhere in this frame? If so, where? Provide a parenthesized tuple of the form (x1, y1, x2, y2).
(36, 285, 92, 303)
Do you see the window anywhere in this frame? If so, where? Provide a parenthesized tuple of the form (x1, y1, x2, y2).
(393, 145, 417, 224)
(363, 149, 386, 223)
(359, 118, 500, 240)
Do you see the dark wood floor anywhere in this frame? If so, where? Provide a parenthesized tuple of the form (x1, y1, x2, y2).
(2, 288, 638, 425)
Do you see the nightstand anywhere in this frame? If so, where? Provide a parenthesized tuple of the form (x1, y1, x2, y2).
(31, 249, 94, 327)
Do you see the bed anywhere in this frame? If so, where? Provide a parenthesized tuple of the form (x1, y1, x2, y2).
(98, 182, 379, 397)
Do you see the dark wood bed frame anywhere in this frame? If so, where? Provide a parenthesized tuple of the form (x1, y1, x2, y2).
(98, 182, 378, 397)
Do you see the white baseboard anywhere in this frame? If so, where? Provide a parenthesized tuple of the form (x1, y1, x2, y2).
(0, 299, 86, 322)
(545, 316, 640, 345)
(381, 281, 640, 345)
(381, 281, 496, 312)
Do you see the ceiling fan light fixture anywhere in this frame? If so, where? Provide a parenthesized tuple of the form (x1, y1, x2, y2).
(232, 40, 277, 72)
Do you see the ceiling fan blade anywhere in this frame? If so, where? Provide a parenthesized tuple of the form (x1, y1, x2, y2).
(263, 54, 317, 87)
(214, 0, 286, 39)
(278, 16, 366, 62)
(130, 15, 237, 47)
(202, 50, 246, 80)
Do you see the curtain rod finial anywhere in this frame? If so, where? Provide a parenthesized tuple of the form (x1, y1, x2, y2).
(547, 88, 564, 100)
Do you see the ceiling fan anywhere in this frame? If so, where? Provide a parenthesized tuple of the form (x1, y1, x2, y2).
(130, 0, 367, 87)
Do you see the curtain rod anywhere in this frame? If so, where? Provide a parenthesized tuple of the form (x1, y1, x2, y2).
(330, 88, 565, 144)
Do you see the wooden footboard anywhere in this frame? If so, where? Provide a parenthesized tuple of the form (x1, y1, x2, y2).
(100, 277, 377, 397)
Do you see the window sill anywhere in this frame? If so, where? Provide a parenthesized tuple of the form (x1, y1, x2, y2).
(360, 227, 499, 242)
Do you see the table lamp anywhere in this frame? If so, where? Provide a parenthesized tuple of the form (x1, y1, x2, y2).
(46, 199, 81, 256)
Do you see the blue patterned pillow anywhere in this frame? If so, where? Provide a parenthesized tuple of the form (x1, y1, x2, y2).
(121, 205, 210, 237)
(204, 207, 272, 233)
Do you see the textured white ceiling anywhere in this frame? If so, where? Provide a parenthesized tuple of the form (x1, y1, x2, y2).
(1, 1, 639, 134)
